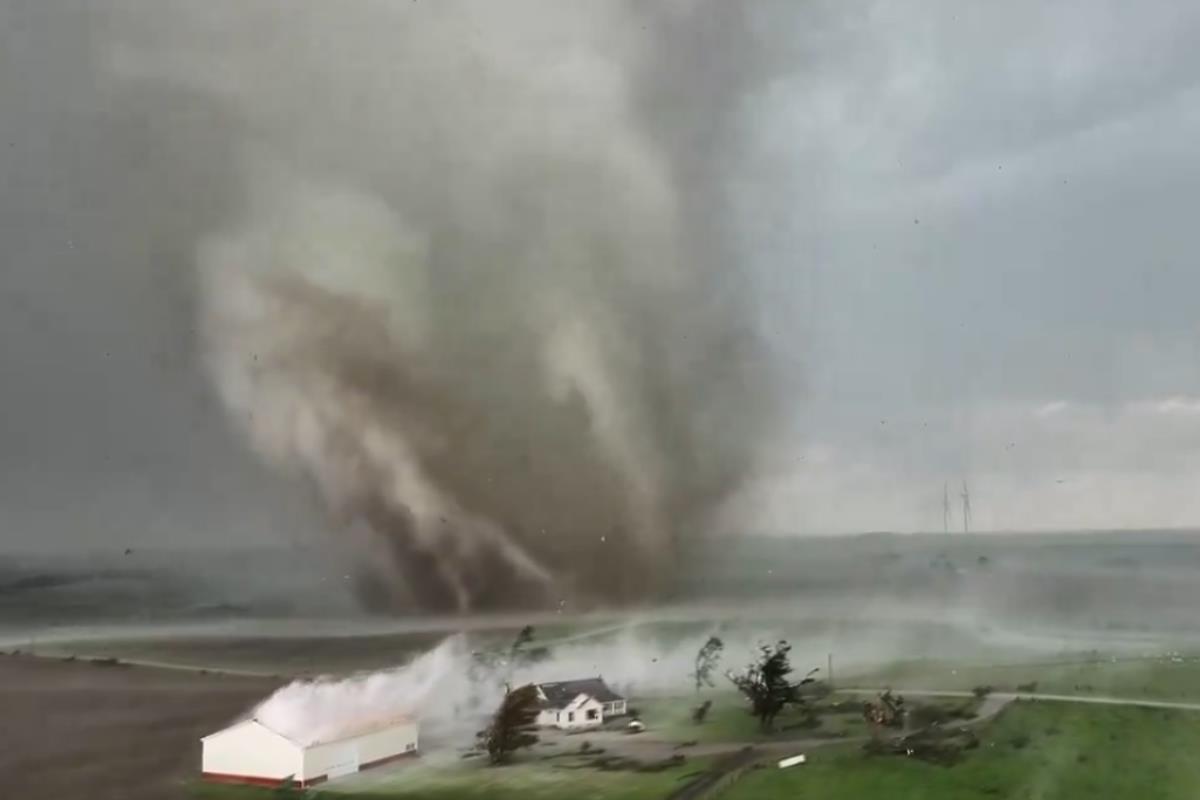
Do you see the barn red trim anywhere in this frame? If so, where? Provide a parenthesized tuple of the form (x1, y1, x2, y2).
(201, 750, 416, 788)
(201, 772, 327, 789)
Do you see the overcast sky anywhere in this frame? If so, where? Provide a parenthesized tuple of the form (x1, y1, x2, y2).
(729, 0, 1200, 533)
(4, 1, 1200, 552)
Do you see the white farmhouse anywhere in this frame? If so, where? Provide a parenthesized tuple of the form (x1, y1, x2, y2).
(534, 677, 627, 730)
(201, 716, 417, 789)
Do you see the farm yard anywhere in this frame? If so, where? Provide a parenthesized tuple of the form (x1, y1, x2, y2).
(12, 619, 1200, 800)
(723, 701, 1200, 800)
(181, 686, 1200, 800)
(12, 531, 1200, 799)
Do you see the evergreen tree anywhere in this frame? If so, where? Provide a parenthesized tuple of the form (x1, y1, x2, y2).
(477, 683, 541, 764)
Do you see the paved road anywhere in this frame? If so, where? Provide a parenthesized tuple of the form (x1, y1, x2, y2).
(841, 687, 1200, 712)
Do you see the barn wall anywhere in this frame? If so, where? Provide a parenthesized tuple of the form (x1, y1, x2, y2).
(356, 722, 419, 767)
(202, 722, 302, 784)
(302, 722, 418, 780)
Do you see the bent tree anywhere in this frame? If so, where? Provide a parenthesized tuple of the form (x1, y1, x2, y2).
(727, 640, 817, 731)
(477, 683, 541, 764)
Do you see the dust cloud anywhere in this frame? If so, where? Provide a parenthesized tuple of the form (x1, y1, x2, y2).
(91, 1, 787, 612)
(253, 627, 737, 746)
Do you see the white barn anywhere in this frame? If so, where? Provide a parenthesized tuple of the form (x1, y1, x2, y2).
(534, 677, 627, 730)
(201, 716, 418, 789)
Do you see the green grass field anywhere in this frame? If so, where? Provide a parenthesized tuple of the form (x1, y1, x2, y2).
(635, 690, 977, 744)
(724, 700, 1200, 800)
(191, 755, 710, 800)
(337, 756, 709, 799)
(850, 653, 1200, 701)
(636, 691, 829, 743)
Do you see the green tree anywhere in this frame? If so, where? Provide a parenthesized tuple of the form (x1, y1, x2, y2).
(477, 683, 541, 764)
(692, 635, 725, 691)
(727, 640, 817, 731)
(511, 625, 535, 655)
(470, 625, 551, 693)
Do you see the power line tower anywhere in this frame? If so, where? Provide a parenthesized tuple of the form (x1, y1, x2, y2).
(961, 480, 972, 534)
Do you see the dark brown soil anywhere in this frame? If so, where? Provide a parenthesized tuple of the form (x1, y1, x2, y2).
(0, 652, 282, 800)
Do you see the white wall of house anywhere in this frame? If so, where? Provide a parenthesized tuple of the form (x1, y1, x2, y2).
(201, 720, 302, 783)
(556, 695, 605, 730)
(535, 683, 627, 730)
(302, 722, 419, 782)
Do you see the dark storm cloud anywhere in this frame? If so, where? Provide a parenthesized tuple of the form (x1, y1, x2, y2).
(2, 1, 792, 612)
(176, 1, 789, 612)
(4, 0, 1200, 573)
(0, 2, 333, 553)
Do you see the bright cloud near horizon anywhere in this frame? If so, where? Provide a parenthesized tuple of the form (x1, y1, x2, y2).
(4, 0, 1200, 553)
(721, 0, 1200, 535)
(727, 395, 1200, 534)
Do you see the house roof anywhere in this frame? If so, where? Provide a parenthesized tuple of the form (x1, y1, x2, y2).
(536, 677, 624, 709)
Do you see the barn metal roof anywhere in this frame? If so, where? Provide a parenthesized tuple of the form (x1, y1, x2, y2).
(203, 715, 413, 749)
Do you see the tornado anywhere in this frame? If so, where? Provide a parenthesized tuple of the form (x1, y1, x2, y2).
(145, 0, 786, 612)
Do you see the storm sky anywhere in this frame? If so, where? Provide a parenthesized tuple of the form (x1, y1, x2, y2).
(4, 0, 1200, 554)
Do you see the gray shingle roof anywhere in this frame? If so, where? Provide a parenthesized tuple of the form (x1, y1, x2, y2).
(536, 677, 624, 709)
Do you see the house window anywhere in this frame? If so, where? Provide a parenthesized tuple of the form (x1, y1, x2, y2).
(587, 709, 598, 720)
(568, 712, 575, 722)
(556, 712, 561, 722)
(405, 743, 416, 752)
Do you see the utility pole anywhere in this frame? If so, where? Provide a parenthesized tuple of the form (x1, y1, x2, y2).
(961, 480, 972, 534)
(943, 482, 951, 534)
